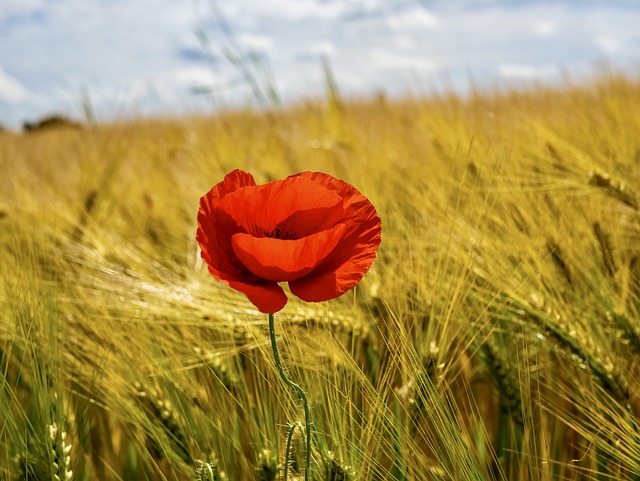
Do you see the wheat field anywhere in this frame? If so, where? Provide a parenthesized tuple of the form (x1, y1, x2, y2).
(1, 74, 639, 481)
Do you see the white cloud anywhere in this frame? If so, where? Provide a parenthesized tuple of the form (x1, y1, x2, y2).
(394, 36, 415, 49)
(534, 20, 555, 37)
(498, 63, 558, 79)
(221, 0, 347, 21)
(0, 67, 30, 103)
(237, 34, 275, 54)
(171, 66, 219, 86)
(308, 41, 336, 56)
(2, 1, 640, 128)
(2, 0, 43, 14)
(595, 34, 620, 54)
(386, 7, 438, 29)
(370, 49, 438, 73)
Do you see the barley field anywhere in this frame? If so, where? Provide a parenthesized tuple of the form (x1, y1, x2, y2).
(1, 75, 640, 481)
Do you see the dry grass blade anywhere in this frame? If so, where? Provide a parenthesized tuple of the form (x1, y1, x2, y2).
(2, 74, 640, 480)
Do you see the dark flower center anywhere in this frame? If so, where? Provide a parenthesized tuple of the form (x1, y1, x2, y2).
(263, 228, 297, 240)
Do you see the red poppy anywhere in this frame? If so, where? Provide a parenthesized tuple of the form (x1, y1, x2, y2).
(197, 169, 382, 313)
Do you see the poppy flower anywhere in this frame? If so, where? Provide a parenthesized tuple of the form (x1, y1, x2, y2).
(197, 169, 381, 313)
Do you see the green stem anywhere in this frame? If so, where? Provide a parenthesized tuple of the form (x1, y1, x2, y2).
(269, 313, 311, 481)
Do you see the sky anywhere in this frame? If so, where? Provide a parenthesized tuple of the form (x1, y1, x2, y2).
(1, 0, 640, 129)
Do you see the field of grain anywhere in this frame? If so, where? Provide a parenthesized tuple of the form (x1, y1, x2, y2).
(1, 75, 640, 481)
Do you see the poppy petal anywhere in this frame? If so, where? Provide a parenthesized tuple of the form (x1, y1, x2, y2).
(198, 169, 381, 312)
(288, 224, 380, 301)
(197, 170, 257, 283)
(224, 275, 288, 314)
(231, 223, 347, 282)
(199, 169, 256, 215)
(289, 174, 381, 302)
(219, 176, 343, 238)
(292, 171, 364, 213)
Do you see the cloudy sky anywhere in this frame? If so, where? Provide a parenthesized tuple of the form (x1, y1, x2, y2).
(1, 0, 640, 129)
